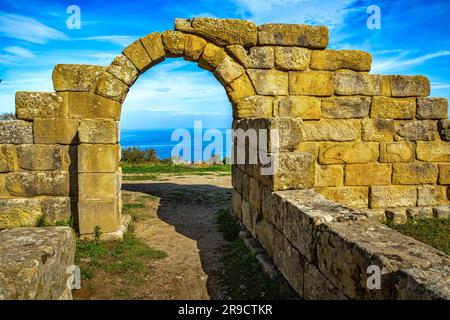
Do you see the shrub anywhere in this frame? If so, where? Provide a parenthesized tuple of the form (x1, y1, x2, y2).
(122, 147, 162, 164)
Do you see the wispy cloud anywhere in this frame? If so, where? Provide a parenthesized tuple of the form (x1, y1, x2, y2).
(372, 51, 450, 73)
(431, 82, 450, 90)
(3, 46, 35, 58)
(0, 13, 68, 44)
(77, 35, 138, 47)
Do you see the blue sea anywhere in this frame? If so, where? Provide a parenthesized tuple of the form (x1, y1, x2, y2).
(121, 129, 232, 162)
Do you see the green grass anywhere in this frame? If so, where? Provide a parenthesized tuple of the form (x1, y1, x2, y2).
(121, 162, 231, 175)
(123, 174, 158, 181)
(386, 218, 450, 255)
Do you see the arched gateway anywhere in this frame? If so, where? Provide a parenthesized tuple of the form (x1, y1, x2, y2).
(1, 18, 449, 299)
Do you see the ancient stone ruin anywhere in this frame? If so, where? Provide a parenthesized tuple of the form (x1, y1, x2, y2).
(0, 18, 449, 299)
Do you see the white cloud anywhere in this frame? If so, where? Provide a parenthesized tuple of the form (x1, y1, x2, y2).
(77, 35, 138, 47)
(372, 51, 450, 73)
(0, 13, 68, 44)
(3, 46, 35, 58)
(431, 82, 450, 90)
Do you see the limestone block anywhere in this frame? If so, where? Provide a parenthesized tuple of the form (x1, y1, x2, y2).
(416, 97, 448, 120)
(417, 186, 448, 207)
(274, 47, 310, 71)
(432, 206, 450, 219)
(41, 197, 72, 224)
(227, 45, 274, 69)
(234, 95, 272, 119)
(385, 208, 408, 224)
(34, 119, 79, 144)
(438, 164, 450, 184)
(389, 75, 430, 97)
(315, 164, 344, 187)
(241, 200, 259, 237)
(78, 201, 119, 234)
(321, 96, 370, 119)
(6, 171, 69, 197)
(0, 227, 76, 299)
(406, 206, 433, 219)
(379, 142, 415, 163)
(161, 30, 185, 57)
(361, 119, 395, 142)
(261, 188, 284, 231)
(52, 64, 104, 92)
(315, 187, 368, 208)
(122, 40, 152, 72)
(141, 32, 165, 64)
(392, 163, 438, 184)
(0, 198, 41, 228)
(249, 177, 262, 214)
(310, 50, 372, 72)
(184, 34, 207, 61)
(0, 121, 33, 144)
(371, 97, 416, 119)
(232, 166, 244, 193)
(17, 145, 70, 171)
(0, 145, 18, 173)
(0, 174, 10, 198)
(67, 92, 121, 120)
(369, 186, 417, 208)
(255, 218, 274, 257)
(394, 120, 438, 141)
(416, 141, 450, 162)
(318, 142, 379, 164)
(198, 43, 227, 72)
(276, 96, 321, 119)
(289, 71, 334, 96)
(257, 24, 328, 48)
(247, 69, 288, 95)
(303, 263, 347, 300)
(79, 119, 118, 144)
(345, 163, 392, 186)
(438, 120, 450, 141)
(78, 144, 119, 173)
(106, 54, 139, 86)
(175, 18, 257, 47)
(232, 189, 242, 219)
(225, 74, 255, 102)
(78, 173, 117, 202)
(301, 119, 361, 142)
(15, 92, 67, 120)
(296, 142, 319, 158)
(95, 72, 129, 103)
(214, 56, 245, 86)
(334, 72, 382, 96)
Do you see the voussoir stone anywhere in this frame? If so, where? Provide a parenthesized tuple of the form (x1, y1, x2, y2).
(257, 24, 328, 49)
(227, 45, 274, 69)
(122, 40, 152, 73)
(247, 69, 288, 95)
(107, 54, 139, 86)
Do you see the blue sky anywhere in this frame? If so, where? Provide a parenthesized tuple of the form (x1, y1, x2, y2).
(0, 0, 449, 129)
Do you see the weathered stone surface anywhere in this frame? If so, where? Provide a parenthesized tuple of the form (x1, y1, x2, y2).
(276, 96, 321, 119)
(416, 98, 448, 120)
(241, 200, 259, 237)
(269, 152, 316, 191)
(95, 72, 129, 103)
(0, 198, 41, 228)
(301, 119, 361, 142)
(198, 43, 227, 72)
(371, 97, 416, 119)
(0, 145, 18, 173)
(232, 189, 242, 219)
(161, 30, 185, 57)
(0, 121, 33, 144)
(389, 75, 430, 97)
(214, 56, 245, 86)
(141, 32, 165, 64)
(106, 54, 139, 86)
(78, 173, 117, 202)
(183, 34, 207, 61)
(321, 96, 370, 119)
(34, 119, 79, 144)
(41, 197, 72, 225)
(395, 120, 438, 141)
(78, 201, 119, 234)
(438, 120, 450, 141)
(176, 18, 257, 47)
(315, 186, 368, 208)
(319, 142, 379, 164)
(226, 74, 255, 102)
(227, 45, 274, 69)
(416, 141, 450, 162)
(289, 71, 334, 96)
(438, 164, 450, 184)
(79, 119, 119, 144)
(370, 186, 417, 208)
(247, 69, 288, 95)
(417, 186, 448, 206)
(234, 95, 272, 119)
(406, 206, 433, 219)
(17, 145, 70, 171)
(261, 188, 283, 231)
(52, 64, 104, 92)
(303, 263, 347, 300)
(67, 92, 121, 120)
(255, 218, 274, 257)
(122, 40, 152, 72)
(257, 24, 328, 48)
(6, 171, 69, 197)
(433, 206, 450, 219)
(15, 92, 67, 120)
(392, 163, 438, 184)
(385, 208, 408, 224)
(0, 227, 75, 300)
(334, 72, 383, 96)
(379, 142, 415, 163)
(345, 163, 391, 186)
(78, 144, 119, 173)
(315, 164, 344, 187)
(361, 119, 395, 142)
(274, 47, 310, 71)
(310, 50, 371, 72)
(296, 142, 319, 158)
(249, 177, 262, 213)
